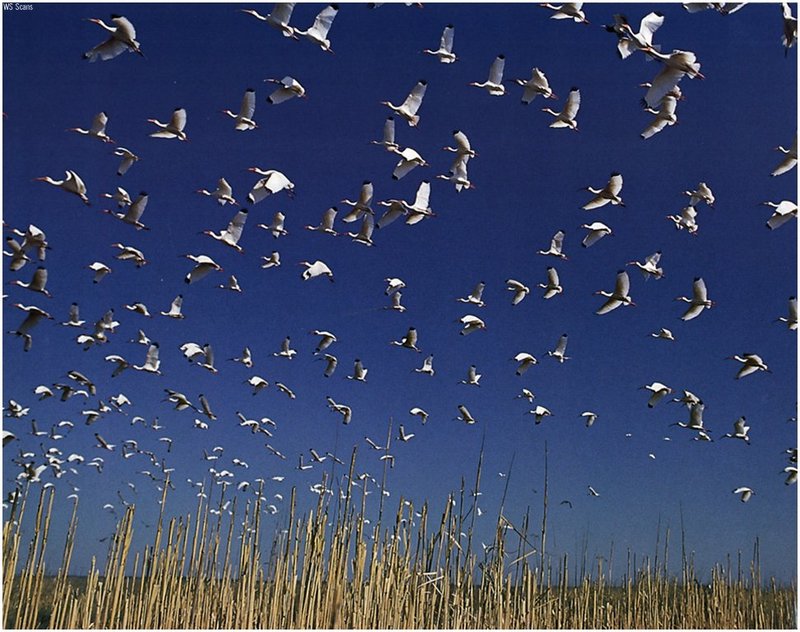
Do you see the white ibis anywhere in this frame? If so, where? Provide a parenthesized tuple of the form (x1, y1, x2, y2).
(538, 267, 563, 299)
(456, 404, 476, 424)
(261, 251, 281, 268)
(391, 146, 428, 180)
(204, 209, 248, 253)
(247, 168, 294, 204)
(68, 112, 114, 143)
(763, 200, 797, 230)
(727, 353, 770, 379)
(605, 11, 664, 59)
(459, 314, 486, 335)
(527, 405, 553, 424)
(4, 237, 30, 272)
(319, 354, 338, 378)
(295, 4, 338, 52)
(103, 190, 149, 230)
(9, 303, 53, 351)
(341, 181, 374, 223)
(10, 266, 51, 297)
(415, 354, 435, 375)
(391, 326, 420, 351)
(221, 88, 257, 130)
(397, 425, 416, 441)
(547, 334, 570, 362)
(114, 147, 139, 176)
(241, 4, 298, 39)
(721, 416, 751, 444)
(642, 50, 704, 109)
(469, 54, 506, 95)
(371, 117, 399, 153)
(666, 205, 700, 234)
(627, 251, 664, 280)
(651, 328, 675, 341)
(506, 279, 530, 305)
(641, 382, 673, 407)
(148, 107, 188, 141)
(311, 330, 337, 354)
(460, 364, 482, 386)
(326, 396, 352, 424)
(62, 303, 85, 327)
(305, 206, 338, 235)
(197, 177, 237, 206)
(111, 242, 147, 266)
(183, 254, 222, 284)
(274, 336, 297, 359)
(436, 155, 474, 192)
(457, 281, 486, 307)
(345, 214, 375, 246)
(508, 67, 556, 103)
(124, 302, 151, 317)
(161, 294, 185, 319)
(101, 186, 132, 208)
(265, 76, 306, 104)
(684, 182, 715, 207)
(514, 352, 538, 375)
(410, 407, 429, 424)
(35, 170, 90, 205)
(443, 130, 477, 170)
(348, 358, 368, 382)
(83, 14, 144, 61)
(595, 270, 634, 315)
(581, 222, 613, 247)
(385, 277, 405, 296)
(381, 80, 427, 127)
(581, 411, 598, 427)
(641, 87, 680, 139)
(582, 173, 624, 210)
(385, 291, 406, 312)
(676, 277, 713, 321)
(104, 354, 131, 378)
(542, 87, 580, 129)
(732, 486, 754, 503)
(540, 2, 589, 23)
(230, 347, 253, 368)
(423, 23, 457, 62)
(771, 134, 797, 177)
(775, 296, 798, 330)
(515, 388, 535, 403)
(133, 343, 161, 375)
(538, 229, 568, 259)
(299, 260, 334, 281)
(218, 275, 242, 292)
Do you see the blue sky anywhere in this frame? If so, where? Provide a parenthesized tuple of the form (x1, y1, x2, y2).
(2, 2, 797, 581)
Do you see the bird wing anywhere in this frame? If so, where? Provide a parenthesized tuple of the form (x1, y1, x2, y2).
(562, 89, 581, 119)
(170, 108, 187, 132)
(614, 270, 630, 297)
(582, 227, 608, 247)
(411, 181, 431, 212)
(551, 230, 565, 253)
(90, 112, 108, 134)
(555, 334, 568, 355)
(270, 3, 295, 25)
(393, 156, 420, 180)
(268, 87, 298, 104)
(596, 297, 622, 315)
(547, 266, 560, 287)
(377, 201, 406, 228)
(144, 344, 160, 370)
(401, 81, 427, 116)
(607, 173, 623, 196)
(240, 89, 256, 121)
(644, 65, 685, 108)
(638, 11, 665, 44)
(382, 116, 396, 145)
(405, 328, 418, 347)
(124, 193, 148, 223)
(441, 24, 455, 51)
(85, 37, 129, 62)
(488, 55, 505, 85)
(225, 210, 248, 244)
(356, 214, 374, 241)
(692, 278, 708, 303)
(308, 4, 337, 38)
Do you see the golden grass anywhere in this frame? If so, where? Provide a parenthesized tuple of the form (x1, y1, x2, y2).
(2, 449, 796, 629)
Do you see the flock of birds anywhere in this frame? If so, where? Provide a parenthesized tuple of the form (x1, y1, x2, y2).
(3, 1, 798, 556)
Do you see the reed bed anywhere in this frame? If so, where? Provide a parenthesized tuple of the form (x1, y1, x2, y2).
(2, 451, 796, 629)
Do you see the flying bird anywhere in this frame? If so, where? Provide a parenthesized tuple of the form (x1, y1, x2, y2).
(83, 14, 144, 61)
(300, 260, 334, 281)
(594, 270, 634, 315)
(423, 24, 457, 63)
(457, 281, 486, 307)
(582, 173, 624, 210)
(726, 353, 770, 379)
(265, 76, 307, 104)
(391, 326, 421, 352)
(537, 230, 568, 259)
(67, 111, 114, 143)
(35, 170, 90, 205)
(204, 209, 248, 252)
(547, 334, 570, 363)
(771, 134, 797, 177)
(241, 3, 298, 39)
(295, 4, 338, 53)
(762, 200, 797, 230)
(197, 178, 237, 206)
(183, 254, 223, 284)
(469, 54, 506, 95)
(580, 221, 613, 247)
(538, 267, 563, 299)
(246, 168, 295, 204)
(506, 279, 530, 306)
(221, 88, 257, 130)
(642, 382, 673, 408)
(675, 277, 714, 321)
(114, 147, 139, 176)
(508, 67, 556, 103)
(381, 80, 427, 127)
(148, 107, 188, 141)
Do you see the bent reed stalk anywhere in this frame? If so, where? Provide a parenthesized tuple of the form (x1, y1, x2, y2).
(2, 451, 796, 629)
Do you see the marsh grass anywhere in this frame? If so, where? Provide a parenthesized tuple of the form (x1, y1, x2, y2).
(2, 448, 796, 629)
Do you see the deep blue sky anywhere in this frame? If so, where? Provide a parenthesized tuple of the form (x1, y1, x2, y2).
(3, 2, 797, 581)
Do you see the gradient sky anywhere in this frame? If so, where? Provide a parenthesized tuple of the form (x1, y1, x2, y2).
(2, 2, 797, 581)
